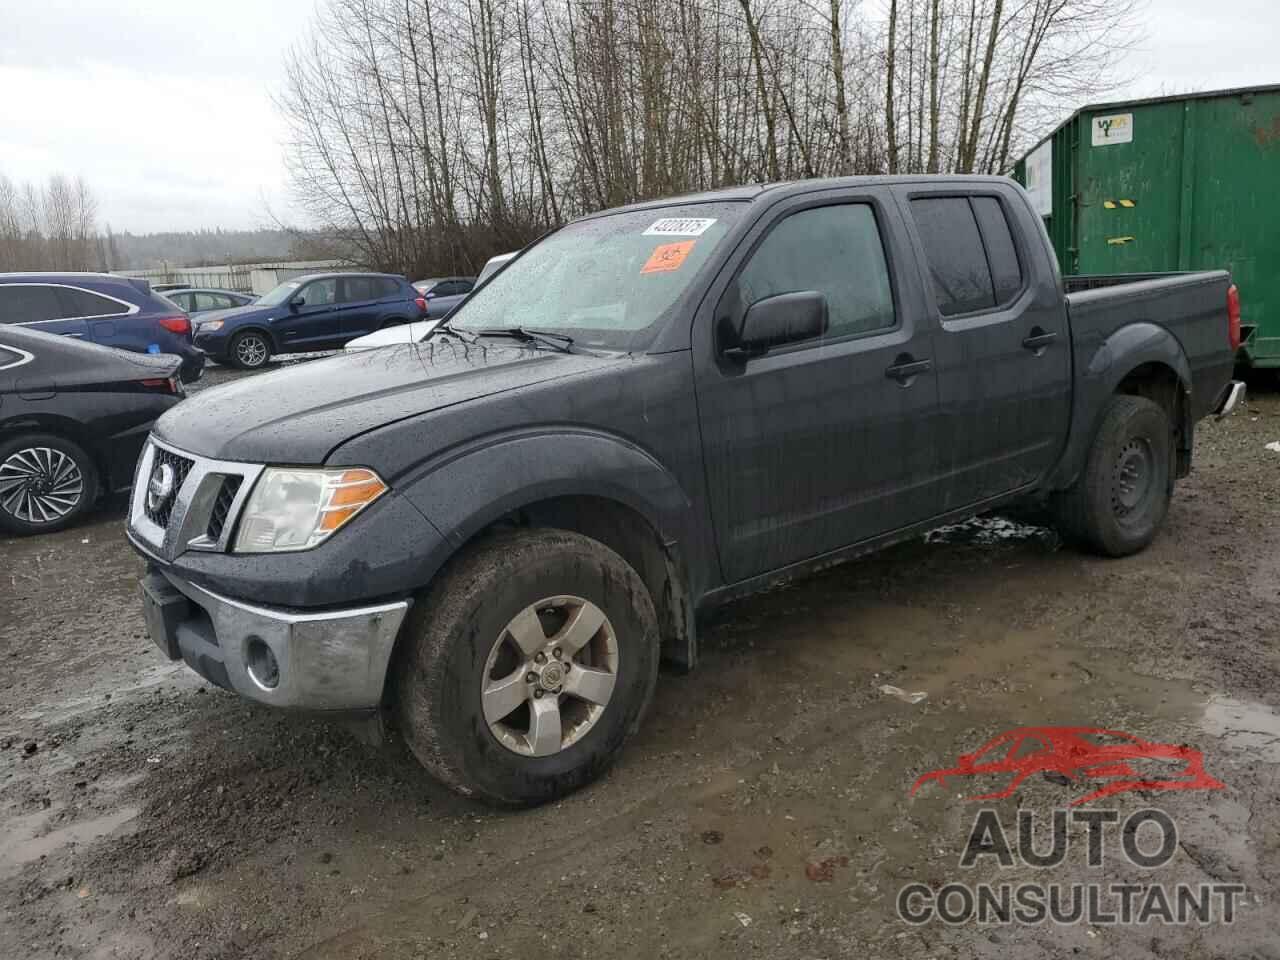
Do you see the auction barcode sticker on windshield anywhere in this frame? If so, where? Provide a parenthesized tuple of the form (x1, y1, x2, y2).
(643, 217, 717, 237)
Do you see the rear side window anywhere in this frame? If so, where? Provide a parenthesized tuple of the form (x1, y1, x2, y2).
(971, 197, 1023, 304)
(378, 278, 400, 298)
(0, 284, 65, 323)
(341, 277, 381, 303)
(734, 203, 896, 340)
(910, 198, 995, 316)
(57, 287, 130, 318)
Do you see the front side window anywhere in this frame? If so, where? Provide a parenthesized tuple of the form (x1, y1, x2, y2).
(450, 201, 745, 350)
(256, 280, 302, 307)
(302, 278, 338, 306)
(733, 203, 896, 340)
(0, 284, 65, 323)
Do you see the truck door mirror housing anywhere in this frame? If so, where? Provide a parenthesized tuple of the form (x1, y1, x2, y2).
(725, 291, 829, 358)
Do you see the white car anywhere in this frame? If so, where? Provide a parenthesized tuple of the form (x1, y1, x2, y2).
(345, 251, 516, 352)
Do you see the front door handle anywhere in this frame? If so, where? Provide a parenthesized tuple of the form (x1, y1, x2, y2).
(885, 355, 932, 384)
(1022, 328, 1058, 351)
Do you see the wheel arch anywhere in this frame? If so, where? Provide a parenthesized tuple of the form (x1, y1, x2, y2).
(393, 431, 703, 672)
(229, 325, 277, 353)
(1049, 322, 1193, 489)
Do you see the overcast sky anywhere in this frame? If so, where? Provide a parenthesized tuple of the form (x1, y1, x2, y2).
(1, 0, 1276, 234)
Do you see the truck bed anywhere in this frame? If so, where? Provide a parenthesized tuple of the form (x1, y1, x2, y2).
(1065, 270, 1235, 425)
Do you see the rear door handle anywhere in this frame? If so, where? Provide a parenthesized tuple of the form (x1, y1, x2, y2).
(885, 356, 932, 384)
(1022, 329, 1058, 351)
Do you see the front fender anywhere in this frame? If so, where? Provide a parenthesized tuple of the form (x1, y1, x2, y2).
(399, 427, 696, 551)
(1048, 322, 1192, 489)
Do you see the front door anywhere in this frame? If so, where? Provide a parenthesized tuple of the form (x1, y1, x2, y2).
(694, 191, 943, 584)
(277, 277, 341, 349)
(897, 185, 1071, 510)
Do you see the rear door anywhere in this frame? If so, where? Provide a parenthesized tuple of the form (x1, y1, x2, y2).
(337, 276, 388, 339)
(54, 285, 135, 345)
(0, 283, 88, 339)
(897, 185, 1070, 510)
(694, 188, 944, 584)
(277, 277, 341, 349)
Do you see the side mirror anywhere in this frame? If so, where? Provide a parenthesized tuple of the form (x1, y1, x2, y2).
(424, 291, 437, 299)
(289, 296, 306, 309)
(725, 291, 829, 358)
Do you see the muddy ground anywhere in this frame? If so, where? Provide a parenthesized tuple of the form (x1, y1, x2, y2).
(3, 362, 1279, 959)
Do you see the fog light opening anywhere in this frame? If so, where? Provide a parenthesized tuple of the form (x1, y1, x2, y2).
(245, 636, 280, 691)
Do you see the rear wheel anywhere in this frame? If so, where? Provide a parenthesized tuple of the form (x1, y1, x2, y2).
(228, 330, 271, 369)
(0, 434, 98, 536)
(1053, 395, 1172, 556)
(395, 529, 660, 806)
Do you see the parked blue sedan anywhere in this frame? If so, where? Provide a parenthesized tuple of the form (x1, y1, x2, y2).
(192, 272, 425, 368)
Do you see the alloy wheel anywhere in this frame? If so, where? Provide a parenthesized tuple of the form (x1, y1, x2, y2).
(481, 595, 619, 757)
(236, 334, 269, 367)
(0, 447, 84, 524)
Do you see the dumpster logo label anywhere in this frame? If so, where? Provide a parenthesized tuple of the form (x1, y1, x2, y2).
(1093, 113, 1133, 146)
(909, 726, 1225, 806)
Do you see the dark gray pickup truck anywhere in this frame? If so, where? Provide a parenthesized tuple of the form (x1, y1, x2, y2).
(128, 176, 1243, 805)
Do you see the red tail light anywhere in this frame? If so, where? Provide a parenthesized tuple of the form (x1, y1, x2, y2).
(139, 377, 180, 394)
(415, 296, 428, 314)
(1226, 284, 1241, 351)
(158, 315, 191, 335)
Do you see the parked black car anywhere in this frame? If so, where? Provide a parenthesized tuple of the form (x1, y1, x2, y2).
(0, 326, 183, 535)
(192, 272, 424, 369)
(130, 175, 1242, 805)
(0, 273, 205, 382)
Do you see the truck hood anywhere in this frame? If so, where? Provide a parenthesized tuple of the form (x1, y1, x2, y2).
(154, 340, 619, 463)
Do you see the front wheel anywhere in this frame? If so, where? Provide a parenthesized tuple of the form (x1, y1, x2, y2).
(1053, 395, 1172, 557)
(0, 434, 98, 536)
(228, 330, 271, 369)
(395, 529, 660, 806)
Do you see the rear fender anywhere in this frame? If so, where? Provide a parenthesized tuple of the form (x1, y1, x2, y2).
(1048, 322, 1192, 490)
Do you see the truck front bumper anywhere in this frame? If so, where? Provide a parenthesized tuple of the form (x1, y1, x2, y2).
(140, 567, 410, 710)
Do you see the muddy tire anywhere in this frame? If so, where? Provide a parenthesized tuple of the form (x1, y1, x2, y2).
(394, 529, 660, 806)
(1053, 395, 1172, 557)
(0, 433, 98, 536)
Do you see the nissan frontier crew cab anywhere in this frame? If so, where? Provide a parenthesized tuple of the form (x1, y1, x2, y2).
(128, 176, 1244, 806)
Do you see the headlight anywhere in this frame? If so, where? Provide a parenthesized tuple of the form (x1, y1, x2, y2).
(234, 467, 387, 553)
(199, 320, 224, 332)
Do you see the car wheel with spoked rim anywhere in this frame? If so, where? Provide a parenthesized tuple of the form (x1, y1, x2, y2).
(0, 433, 98, 536)
(229, 330, 271, 369)
(395, 528, 660, 806)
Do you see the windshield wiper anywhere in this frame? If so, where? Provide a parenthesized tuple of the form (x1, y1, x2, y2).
(430, 319, 478, 344)
(475, 327, 575, 353)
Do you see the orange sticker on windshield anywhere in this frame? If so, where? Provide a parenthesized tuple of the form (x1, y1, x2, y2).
(641, 240, 695, 275)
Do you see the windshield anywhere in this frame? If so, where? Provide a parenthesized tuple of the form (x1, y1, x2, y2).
(449, 202, 745, 349)
(256, 280, 302, 307)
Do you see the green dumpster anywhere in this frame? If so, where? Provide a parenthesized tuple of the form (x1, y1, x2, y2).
(1013, 84, 1280, 367)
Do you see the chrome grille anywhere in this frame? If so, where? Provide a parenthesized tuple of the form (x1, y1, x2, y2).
(143, 448, 194, 529)
(128, 438, 264, 561)
(206, 476, 243, 542)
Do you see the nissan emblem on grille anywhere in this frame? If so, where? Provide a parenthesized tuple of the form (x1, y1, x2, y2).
(146, 462, 176, 513)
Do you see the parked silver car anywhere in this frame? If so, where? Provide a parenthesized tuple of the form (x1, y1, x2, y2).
(163, 288, 255, 316)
